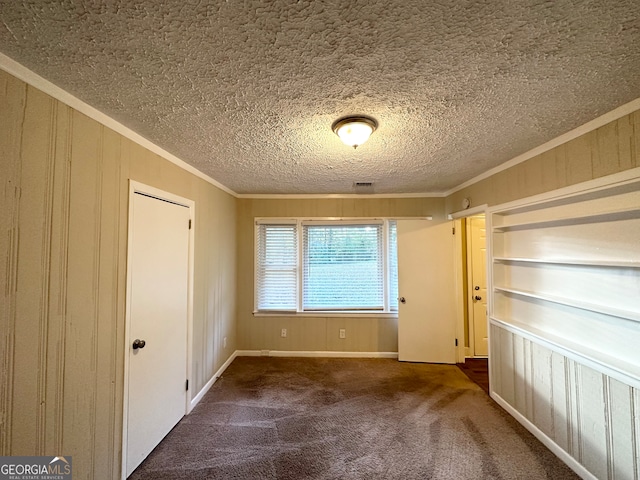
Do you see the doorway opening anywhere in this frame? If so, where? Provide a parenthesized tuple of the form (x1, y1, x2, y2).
(452, 208, 489, 392)
(463, 214, 487, 358)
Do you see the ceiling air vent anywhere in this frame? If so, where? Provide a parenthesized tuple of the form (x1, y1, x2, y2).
(353, 181, 374, 194)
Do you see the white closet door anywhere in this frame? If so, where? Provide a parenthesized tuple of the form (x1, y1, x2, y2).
(126, 192, 190, 476)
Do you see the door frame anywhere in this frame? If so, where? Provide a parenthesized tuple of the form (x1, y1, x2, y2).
(449, 204, 488, 363)
(121, 181, 195, 479)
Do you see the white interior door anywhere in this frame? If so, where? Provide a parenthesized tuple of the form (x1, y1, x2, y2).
(468, 215, 488, 356)
(397, 219, 456, 363)
(126, 192, 190, 476)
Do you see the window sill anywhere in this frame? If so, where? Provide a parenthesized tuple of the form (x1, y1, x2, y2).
(253, 311, 398, 319)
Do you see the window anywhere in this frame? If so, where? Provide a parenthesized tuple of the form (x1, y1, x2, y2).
(255, 219, 398, 314)
(256, 223, 298, 311)
(303, 223, 383, 310)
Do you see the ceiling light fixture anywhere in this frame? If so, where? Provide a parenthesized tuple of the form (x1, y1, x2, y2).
(332, 116, 378, 149)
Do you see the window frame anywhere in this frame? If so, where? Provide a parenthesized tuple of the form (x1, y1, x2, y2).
(254, 217, 398, 317)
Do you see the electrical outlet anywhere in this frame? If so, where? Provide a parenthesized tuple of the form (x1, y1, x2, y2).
(223, 336, 227, 348)
(281, 328, 287, 338)
(339, 328, 346, 339)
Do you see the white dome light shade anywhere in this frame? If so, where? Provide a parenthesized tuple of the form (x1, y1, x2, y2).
(332, 116, 378, 149)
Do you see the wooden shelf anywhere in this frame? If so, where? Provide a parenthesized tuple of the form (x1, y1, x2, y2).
(492, 206, 640, 232)
(492, 256, 640, 269)
(491, 186, 640, 230)
(493, 286, 640, 323)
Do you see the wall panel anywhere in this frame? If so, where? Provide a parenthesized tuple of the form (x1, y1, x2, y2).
(0, 73, 23, 453)
(577, 365, 608, 479)
(11, 86, 55, 455)
(40, 102, 71, 456)
(608, 378, 636, 479)
(550, 352, 569, 453)
(530, 342, 553, 438)
(64, 110, 103, 475)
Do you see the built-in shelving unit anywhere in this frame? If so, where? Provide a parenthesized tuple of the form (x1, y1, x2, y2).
(487, 171, 640, 480)
(490, 175, 640, 379)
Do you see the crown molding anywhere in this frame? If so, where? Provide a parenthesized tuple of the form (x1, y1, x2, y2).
(236, 192, 446, 199)
(445, 97, 640, 197)
(0, 52, 238, 197)
(5, 51, 637, 202)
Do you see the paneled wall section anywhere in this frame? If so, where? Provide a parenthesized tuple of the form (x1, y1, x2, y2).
(0, 70, 237, 479)
(491, 324, 640, 479)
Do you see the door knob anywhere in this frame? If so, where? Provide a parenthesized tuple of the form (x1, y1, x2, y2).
(474, 295, 482, 301)
(132, 339, 146, 350)
(474, 286, 480, 291)
(399, 297, 406, 304)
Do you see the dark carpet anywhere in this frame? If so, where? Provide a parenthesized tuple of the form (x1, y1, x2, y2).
(130, 357, 578, 480)
(456, 358, 489, 394)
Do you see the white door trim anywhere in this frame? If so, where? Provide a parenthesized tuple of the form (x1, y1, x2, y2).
(121, 181, 195, 480)
(450, 207, 489, 363)
(448, 203, 488, 220)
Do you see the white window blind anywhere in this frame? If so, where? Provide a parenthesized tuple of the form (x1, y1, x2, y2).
(256, 224, 298, 311)
(388, 221, 398, 311)
(302, 223, 384, 310)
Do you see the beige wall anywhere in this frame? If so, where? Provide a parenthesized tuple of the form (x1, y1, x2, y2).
(236, 197, 446, 352)
(446, 111, 640, 212)
(0, 70, 237, 479)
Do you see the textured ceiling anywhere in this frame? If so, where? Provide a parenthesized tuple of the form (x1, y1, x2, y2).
(1, 1, 639, 195)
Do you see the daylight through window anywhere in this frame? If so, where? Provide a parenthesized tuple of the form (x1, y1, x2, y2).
(255, 219, 398, 314)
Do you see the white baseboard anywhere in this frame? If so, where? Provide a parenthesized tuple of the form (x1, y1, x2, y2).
(189, 351, 238, 411)
(490, 391, 595, 480)
(236, 350, 399, 359)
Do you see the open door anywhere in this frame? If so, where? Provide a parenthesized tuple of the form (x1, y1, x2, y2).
(397, 219, 456, 363)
